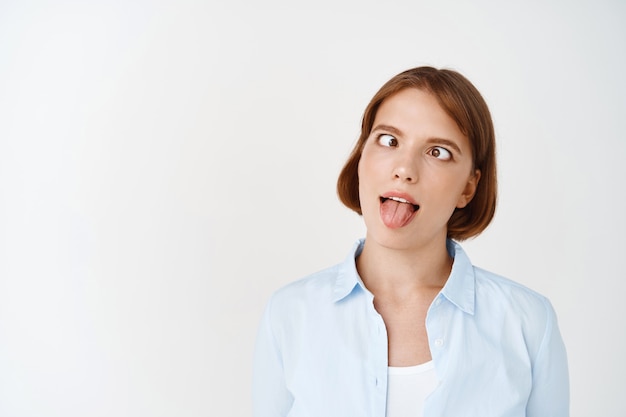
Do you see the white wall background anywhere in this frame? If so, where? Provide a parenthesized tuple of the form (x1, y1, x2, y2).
(1, 0, 624, 416)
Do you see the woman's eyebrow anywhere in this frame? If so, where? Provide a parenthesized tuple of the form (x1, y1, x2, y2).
(371, 124, 403, 136)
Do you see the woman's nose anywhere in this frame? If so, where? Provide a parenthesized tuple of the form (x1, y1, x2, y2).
(392, 155, 419, 183)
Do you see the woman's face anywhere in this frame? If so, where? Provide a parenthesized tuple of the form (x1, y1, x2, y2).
(357, 88, 480, 250)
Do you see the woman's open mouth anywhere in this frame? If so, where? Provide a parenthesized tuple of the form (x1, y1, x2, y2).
(379, 196, 419, 229)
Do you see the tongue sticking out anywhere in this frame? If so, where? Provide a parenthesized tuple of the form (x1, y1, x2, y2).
(380, 199, 418, 229)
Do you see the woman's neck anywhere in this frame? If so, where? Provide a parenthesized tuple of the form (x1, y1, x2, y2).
(356, 235, 452, 297)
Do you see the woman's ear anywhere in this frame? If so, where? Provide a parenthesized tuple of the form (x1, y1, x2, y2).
(456, 169, 481, 209)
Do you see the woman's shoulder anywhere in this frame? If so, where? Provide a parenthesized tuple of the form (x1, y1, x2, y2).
(471, 266, 559, 350)
(449, 240, 554, 317)
(472, 265, 552, 309)
(268, 263, 344, 310)
(269, 239, 365, 309)
(472, 266, 566, 365)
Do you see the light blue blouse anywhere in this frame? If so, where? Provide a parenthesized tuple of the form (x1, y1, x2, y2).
(252, 239, 569, 416)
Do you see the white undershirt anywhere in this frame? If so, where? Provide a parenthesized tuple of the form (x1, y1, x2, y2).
(385, 361, 438, 417)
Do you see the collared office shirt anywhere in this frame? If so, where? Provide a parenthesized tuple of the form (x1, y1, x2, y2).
(252, 239, 569, 417)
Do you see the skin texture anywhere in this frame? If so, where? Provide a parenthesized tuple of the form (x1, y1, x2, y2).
(356, 88, 480, 366)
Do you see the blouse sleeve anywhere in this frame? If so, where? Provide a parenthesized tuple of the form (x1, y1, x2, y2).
(252, 296, 293, 417)
(526, 298, 570, 417)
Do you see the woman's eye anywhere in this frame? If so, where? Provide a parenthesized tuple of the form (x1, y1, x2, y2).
(430, 146, 452, 160)
(378, 134, 398, 147)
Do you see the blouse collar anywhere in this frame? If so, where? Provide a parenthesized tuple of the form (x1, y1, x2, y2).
(332, 238, 476, 315)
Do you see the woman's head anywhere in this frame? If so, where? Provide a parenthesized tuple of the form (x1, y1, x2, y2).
(337, 66, 497, 241)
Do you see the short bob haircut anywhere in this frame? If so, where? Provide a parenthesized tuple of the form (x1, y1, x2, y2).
(337, 66, 497, 241)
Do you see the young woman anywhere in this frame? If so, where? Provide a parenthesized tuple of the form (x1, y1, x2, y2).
(252, 67, 569, 417)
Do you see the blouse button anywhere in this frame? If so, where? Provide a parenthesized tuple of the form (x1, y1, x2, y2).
(434, 338, 444, 347)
